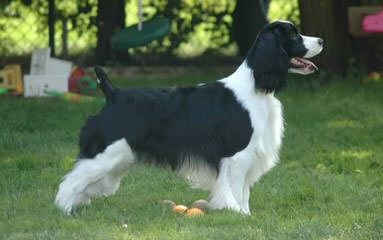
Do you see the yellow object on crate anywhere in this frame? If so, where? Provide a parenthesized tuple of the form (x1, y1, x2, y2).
(0, 64, 23, 94)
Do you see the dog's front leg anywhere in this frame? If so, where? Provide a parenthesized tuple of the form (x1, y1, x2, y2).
(208, 158, 241, 212)
(241, 184, 251, 215)
(229, 154, 252, 215)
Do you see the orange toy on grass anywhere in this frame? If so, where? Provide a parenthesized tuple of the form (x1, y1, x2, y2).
(186, 208, 205, 216)
(172, 205, 189, 213)
(162, 199, 207, 216)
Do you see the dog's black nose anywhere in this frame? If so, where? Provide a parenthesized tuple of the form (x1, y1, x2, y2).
(318, 38, 324, 46)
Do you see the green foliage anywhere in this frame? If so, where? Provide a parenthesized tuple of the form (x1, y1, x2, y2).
(126, 0, 235, 57)
(0, 0, 97, 57)
(0, 0, 48, 56)
(269, 0, 299, 24)
(53, 0, 98, 55)
(0, 70, 382, 239)
(0, 0, 299, 58)
(55, 0, 97, 36)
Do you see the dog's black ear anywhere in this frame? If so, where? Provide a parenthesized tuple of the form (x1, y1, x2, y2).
(246, 28, 288, 93)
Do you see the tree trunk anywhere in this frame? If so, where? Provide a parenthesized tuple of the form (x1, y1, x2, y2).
(95, 0, 125, 65)
(299, 0, 383, 72)
(299, 0, 353, 72)
(62, 18, 68, 59)
(232, 0, 269, 56)
(48, 0, 56, 57)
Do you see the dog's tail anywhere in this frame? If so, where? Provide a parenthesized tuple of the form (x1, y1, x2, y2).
(94, 66, 115, 99)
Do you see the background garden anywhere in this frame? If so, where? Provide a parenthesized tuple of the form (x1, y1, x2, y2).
(0, 0, 382, 239)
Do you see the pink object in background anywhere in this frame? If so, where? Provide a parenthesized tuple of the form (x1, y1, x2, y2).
(362, 10, 383, 32)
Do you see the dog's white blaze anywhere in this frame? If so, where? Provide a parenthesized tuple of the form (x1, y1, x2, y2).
(301, 35, 323, 58)
(55, 138, 135, 214)
(210, 62, 284, 214)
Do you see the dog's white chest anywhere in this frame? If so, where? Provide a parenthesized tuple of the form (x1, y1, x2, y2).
(231, 92, 284, 186)
(220, 62, 284, 182)
(245, 94, 284, 160)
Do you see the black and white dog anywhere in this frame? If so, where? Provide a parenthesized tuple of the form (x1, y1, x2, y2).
(55, 21, 323, 215)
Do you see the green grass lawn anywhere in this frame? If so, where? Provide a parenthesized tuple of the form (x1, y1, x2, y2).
(1, 69, 382, 239)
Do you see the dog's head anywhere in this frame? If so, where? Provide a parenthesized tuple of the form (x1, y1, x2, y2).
(246, 20, 324, 93)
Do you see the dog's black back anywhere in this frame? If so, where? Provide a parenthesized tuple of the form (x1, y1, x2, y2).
(79, 80, 252, 171)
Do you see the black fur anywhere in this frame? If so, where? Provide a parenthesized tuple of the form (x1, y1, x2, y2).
(80, 71, 253, 171)
(94, 66, 116, 100)
(246, 21, 309, 93)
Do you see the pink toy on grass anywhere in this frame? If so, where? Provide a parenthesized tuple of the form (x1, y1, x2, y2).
(362, 10, 383, 32)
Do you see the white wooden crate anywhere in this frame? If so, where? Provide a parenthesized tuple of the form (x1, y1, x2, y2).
(24, 48, 72, 97)
(46, 58, 72, 76)
(30, 48, 51, 75)
(24, 75, 69, 97)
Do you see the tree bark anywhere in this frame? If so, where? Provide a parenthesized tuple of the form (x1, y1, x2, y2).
(48, 0, 56, 57)
(232, 0, 269, 56)
(95, 0, 125, 65)
(299, 0, 353, 72)
(62, 18, 68, 59)
(299, 0, 383, 72)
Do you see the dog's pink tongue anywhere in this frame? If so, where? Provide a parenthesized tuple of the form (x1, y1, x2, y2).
(296, 57, 318, 71)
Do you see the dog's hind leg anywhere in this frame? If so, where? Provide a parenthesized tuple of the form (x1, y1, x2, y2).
(55, 138, 135, 214)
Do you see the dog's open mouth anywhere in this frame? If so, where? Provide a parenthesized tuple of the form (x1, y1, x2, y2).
(288, 57, 318, 75)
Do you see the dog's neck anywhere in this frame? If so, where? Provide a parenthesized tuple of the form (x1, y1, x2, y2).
(220, 61, 272, 98)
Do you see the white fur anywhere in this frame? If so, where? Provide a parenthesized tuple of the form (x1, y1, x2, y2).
(301, 35, 323, 58)
(55, 138, 135, 214)
(209, 158, 242, 211)
(209, 62, 284, 214)
(177, 157, 217, 191)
